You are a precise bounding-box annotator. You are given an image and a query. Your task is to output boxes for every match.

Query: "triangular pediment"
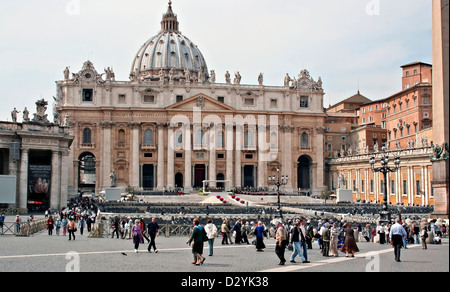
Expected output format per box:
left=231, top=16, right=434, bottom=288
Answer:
left=166, top=94, right=235, bottom=112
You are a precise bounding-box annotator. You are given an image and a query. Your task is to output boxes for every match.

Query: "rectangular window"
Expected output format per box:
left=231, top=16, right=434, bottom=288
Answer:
left=270, top=99, right=278, bottom=108
left=300, top=96, right=309, bottom=108
left=244, top=98, right=254, bottom=106
left=361, top=180, right=365, bottom=193
left=218, top=96, right=225, bottom=103
left=144, top=153, right=152, bottom=158
left=176, top=95, right=183, bottom=103
left=217, top=153, right=225, bottom=159
left=391, top=180, right=395, bottom=194
left=143, top=95, right=155, bottom=103
left=118, top=94, right=126, bottom=104
left=82, top=89, right=93, bottom=102
left=416, top=180, right=421, bottom=195
left=403, top=180, right=407, bottom=195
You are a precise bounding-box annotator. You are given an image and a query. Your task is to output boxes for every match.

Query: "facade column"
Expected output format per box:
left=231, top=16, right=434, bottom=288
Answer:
left=60, top=152, right=70, bottom=209
left=225, top=124, right=234, bottom=187
left=235, top=125, right=242, bottom=188
left=257, top=125, right=266, bottom=189
left=184, top=124, right=192, bottom=190
left=167, top=126, right=175, bottom=189
left=130, top=123, right=140, bottom=188
left=408, top=166, right=414, bottom=205
left=19, top=149, right=29, bottom=209
left=314, top=126, right=326, bottom=195
left=157, top=123, right=165, bottom=190
left=50, top=150, right=61, bottom=210
left=209, top=126, right=216, bottom=188
left=101, top=122, right=112, bottom=190
left=281, top=125, right=293, bottom=192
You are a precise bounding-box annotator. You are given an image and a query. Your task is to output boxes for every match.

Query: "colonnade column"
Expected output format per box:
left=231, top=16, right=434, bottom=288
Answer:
left=19, top=149, right=29, bottom=209
left=50, top=150, right=61, bottom=209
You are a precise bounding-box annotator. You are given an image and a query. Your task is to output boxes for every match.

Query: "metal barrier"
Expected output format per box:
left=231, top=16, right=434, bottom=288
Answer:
left=88, top=219, right=194, bottom=238
left=0, top=219, right=47, bottom=237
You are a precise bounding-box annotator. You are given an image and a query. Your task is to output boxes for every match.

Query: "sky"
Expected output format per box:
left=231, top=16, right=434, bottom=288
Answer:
left=0, top=0, right=432, bottom=122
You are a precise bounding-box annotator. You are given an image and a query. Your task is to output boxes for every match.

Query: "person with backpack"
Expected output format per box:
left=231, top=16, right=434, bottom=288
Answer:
left=420, top=226, right=428, bottom=249
left=205, top=219, right=218, bottom=256
left=411, top=222, right=420, bottom=244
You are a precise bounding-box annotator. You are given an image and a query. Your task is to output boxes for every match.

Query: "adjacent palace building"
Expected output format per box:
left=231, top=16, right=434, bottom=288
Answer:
left=1, top=2, right=447, bottom=215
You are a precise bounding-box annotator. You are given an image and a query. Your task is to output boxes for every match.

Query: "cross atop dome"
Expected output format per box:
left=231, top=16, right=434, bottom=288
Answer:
left=161, top=0, right=179, bottom=33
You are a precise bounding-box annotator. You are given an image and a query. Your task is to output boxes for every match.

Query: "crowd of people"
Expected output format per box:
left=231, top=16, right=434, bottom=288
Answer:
left=43, top=196, right=99, bottom=239
left=181, top=215, right=448, bottom=266
left=22, top=198, right=446, bottom=267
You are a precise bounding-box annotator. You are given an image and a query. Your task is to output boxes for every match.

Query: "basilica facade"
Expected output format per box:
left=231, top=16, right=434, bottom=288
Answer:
left=55, top=3, right=327, bottom=195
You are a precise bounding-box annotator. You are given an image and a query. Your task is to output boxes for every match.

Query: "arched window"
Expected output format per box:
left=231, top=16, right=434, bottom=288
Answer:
left=82, top=128, right=92, bottom=144
left=118, top=129, right=125, bottom=146
left=301, top=132, right=309, bottom=148
left=144, top=129, right=153, bottom=145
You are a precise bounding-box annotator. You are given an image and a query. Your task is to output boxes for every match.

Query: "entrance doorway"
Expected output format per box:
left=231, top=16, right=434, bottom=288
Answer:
left=216, top=173, right=225, bottom=189
left=175, top=172, right=184, bottom=188
left=194, top=164, right=206, bottom=188
left=243, top=165, right=255, bottom=188
left=142, top=164, right=154, bottom=189
left=297, top=155, right=311, bottom=190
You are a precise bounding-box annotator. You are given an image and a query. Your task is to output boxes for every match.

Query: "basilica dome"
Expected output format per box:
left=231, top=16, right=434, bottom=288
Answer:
left=130, top=2, right=209, bottom=82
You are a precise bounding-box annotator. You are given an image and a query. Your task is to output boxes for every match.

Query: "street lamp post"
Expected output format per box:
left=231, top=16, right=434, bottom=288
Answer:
left=268, top=167, right=288, bottom=220
left=369, top=147, right=401, bottom=224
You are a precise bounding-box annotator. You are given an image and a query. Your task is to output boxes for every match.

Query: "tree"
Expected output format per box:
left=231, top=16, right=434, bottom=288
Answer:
left=320, top=187, right=332, bottom=203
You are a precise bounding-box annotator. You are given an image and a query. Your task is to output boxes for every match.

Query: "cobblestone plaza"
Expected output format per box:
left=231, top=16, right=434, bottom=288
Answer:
left=1, top=222, right=448, bottom=274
